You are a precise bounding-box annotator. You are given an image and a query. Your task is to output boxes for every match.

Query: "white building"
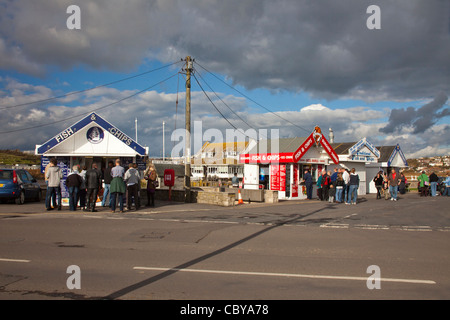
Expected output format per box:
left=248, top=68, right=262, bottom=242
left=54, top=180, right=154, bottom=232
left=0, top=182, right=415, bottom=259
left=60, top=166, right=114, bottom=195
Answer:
left=35, top=112, right=148, bottom=201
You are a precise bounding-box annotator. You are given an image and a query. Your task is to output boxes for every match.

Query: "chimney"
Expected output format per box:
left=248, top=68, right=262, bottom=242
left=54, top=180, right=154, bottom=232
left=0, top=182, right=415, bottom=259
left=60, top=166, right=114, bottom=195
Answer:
left=329, top=128, right=334, bottom=143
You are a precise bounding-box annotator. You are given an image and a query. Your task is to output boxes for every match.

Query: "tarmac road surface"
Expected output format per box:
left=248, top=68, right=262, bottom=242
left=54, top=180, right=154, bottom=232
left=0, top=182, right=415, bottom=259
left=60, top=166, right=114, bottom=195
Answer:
left=0, top=192, right=449, bottom=304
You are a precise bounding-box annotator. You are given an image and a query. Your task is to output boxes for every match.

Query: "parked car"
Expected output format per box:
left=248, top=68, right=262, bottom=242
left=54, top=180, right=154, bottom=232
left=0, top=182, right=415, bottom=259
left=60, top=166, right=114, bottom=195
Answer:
left=0, top=169, right=42, bottom=204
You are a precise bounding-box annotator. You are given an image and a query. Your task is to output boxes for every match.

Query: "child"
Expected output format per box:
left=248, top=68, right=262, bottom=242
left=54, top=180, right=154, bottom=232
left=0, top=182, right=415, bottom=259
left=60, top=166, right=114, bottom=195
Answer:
left=328, top=181, right=335, bottom=203
left=382, top=173, right=390, bottom=200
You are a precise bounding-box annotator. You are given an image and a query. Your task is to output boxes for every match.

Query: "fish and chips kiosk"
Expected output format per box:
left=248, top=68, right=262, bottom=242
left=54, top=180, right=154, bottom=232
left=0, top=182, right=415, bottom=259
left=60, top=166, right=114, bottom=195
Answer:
left=35, top=112, right=148, bottom=204
left=240, top=127, right=339, bottom=200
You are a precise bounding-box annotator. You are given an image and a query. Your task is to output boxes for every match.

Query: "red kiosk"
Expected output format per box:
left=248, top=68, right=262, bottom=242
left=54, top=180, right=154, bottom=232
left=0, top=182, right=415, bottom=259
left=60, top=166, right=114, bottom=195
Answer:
left=240, top=127, right=339, bottom=200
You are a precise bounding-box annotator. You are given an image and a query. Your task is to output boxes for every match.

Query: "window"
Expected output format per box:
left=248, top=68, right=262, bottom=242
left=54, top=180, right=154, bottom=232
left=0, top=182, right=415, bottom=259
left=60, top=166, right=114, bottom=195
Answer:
left=0, top=170, right=13, bottom=179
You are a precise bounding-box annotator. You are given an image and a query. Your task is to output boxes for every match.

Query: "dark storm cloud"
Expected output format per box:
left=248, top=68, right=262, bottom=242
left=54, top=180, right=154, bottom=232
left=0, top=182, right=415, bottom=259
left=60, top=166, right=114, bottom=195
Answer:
left=1, top=0, right=449, bottom=101
left=380, top=92, right=449, bottom=134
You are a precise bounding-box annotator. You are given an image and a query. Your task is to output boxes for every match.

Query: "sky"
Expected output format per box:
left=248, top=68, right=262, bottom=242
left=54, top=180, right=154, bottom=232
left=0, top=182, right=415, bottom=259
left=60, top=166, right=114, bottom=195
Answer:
left=0, top=0, right=449, bottom=158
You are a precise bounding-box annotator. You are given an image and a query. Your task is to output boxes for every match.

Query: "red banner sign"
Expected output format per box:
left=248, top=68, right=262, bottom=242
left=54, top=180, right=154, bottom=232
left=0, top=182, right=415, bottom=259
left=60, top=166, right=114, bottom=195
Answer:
left=240, top=127, right=339, bottom=165
left=240, top=152, right=294, bottom=164
left=293, top=133, right=315, bottom=163
left=319, top=135, right=339, bottom=164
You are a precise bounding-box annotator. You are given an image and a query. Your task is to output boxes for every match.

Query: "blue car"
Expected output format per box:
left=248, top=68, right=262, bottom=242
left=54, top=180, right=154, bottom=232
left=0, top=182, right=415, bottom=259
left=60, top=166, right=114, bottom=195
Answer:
left=0, top=169, right=42, bottom=204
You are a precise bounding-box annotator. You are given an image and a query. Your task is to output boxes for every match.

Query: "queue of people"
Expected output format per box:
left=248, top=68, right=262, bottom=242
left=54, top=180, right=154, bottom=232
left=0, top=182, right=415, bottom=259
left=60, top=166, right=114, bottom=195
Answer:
left=304, top=167, right=444, bottom=205
left=44, top=158, right=159, bottom=212
left=310, top=168, right=360, bottom=205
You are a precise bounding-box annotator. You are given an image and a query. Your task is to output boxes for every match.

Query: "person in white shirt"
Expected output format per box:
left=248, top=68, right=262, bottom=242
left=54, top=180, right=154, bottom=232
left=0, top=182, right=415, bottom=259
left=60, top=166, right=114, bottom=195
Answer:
left=341, top=168, right=350, bottom=203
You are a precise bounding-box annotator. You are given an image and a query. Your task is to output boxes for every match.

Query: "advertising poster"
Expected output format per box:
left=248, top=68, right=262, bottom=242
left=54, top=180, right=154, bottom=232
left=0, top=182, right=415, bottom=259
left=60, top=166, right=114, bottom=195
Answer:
left=270, top=165, right=280, bottom=191
left=292, top=165, right=299, bottom=197
left=279, top=165, right=286, bottom=192
left=57, top=157, right=71, bottom=206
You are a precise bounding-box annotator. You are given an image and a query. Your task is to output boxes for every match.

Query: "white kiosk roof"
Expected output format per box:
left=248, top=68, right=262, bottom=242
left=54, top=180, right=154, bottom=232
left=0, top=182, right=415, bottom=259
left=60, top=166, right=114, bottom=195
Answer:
left=35, top=113, right=148, bottom=157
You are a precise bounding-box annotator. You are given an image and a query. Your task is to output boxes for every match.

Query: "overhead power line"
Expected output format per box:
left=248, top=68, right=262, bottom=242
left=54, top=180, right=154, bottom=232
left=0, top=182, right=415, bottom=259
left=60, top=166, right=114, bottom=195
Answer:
left=0, top=60, right=182, bottom=110
left=194, top=67, right=255, bottom=131
left=193, top=67, right=270, bottom=141
left=194, top=61, right=311, bottom=134
left=192, top=72, right=238, bottom=130
left=193, top=72, right=272, bottom=141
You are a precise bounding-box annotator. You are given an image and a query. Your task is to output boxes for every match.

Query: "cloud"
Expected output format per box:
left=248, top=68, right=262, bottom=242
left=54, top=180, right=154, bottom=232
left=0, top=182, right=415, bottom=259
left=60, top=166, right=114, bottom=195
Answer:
left=380, top=92, right=449, bottom=134
left=1, top=0, right=450, bottom=101
left=1, top=78, right=449, bottom=158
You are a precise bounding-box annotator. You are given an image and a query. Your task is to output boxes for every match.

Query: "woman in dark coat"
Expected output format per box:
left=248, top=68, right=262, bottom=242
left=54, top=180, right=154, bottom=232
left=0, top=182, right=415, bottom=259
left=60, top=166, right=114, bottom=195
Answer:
left=399, top=172, right=407, bottom=194
left=373, top=172, right=384, bottom=199
left=144, top=166, right=158, bottom=207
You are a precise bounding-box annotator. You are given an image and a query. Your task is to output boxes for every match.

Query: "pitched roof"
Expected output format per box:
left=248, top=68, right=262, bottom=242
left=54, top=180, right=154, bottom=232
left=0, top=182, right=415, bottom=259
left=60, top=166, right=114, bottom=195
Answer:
left=376, top=146, right=397, bottom=163
left=330, top=142, right=357, bottom=155
left=36, top=112, right=147, bottom=156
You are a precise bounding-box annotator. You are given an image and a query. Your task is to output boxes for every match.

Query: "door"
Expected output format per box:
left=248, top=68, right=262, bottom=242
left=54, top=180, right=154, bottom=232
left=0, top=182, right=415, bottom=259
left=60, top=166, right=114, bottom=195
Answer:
left=17, top=170, right=32, bottom=199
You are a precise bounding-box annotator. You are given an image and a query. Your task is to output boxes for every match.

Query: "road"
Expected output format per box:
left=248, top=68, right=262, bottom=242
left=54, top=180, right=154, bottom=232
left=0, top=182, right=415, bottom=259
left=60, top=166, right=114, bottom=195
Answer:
left=0, top=192, right=449, bottom=305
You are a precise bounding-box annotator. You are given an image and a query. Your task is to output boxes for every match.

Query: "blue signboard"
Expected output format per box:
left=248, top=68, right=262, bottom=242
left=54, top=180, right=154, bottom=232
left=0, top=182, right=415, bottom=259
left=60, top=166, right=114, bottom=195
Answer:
left=348, top=137, right=380, bottom=161
left=387, top=144, right=408, bottom=167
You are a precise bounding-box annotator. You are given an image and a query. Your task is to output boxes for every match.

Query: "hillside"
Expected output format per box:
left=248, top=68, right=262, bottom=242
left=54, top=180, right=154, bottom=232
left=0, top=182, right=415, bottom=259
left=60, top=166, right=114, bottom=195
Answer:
left=0, top=149, right=41, bottom=166
left=405, top=155, right=450, bottom=177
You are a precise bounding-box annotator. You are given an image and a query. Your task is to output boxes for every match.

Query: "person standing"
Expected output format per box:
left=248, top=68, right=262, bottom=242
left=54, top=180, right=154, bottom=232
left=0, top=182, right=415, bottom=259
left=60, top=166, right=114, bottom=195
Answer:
left=316, top=170, right=324, bottom=201
left=231, top=173, right=239, bottom=188
left=85, top=163, right=102, bottom=212
left=78, top=166, right=87, bottom=210
left=373, top=172, right=384, bottom=199
left=330, top=168, right=338, bottom=184
left=45, top=158, right=62, bottom=211
left=443, top=175, right=450, bottom=196
left=110, top=159, right=126, bottom=213
left=382, top=172, right=390, bottom=200
left=328, top=179, right=335, bottom=203
left=321, top=171, right=331, bottom=201
left=399, top=172, right=407, bottom=195
left=429, top=172, right=439, bottom=197
left=388, top=168, right=400, bottom=201
left=342, top=168, right=350, bottom=203
left=144, top=166, right=158, bottom=207
left=124, top=163, right=141, bottom=210
left=101, top=161, right=114, bottom=207
left=417, top=171, right=429, bottom=197
left=346, top=168, right=359, bottom=205
left=65, top=166, right=83, bottom=211
left=335, top=172, right=344, bottom=203
left=303, top=169, right=313, bottom=200
left=44, top=160, right=54, bottom=209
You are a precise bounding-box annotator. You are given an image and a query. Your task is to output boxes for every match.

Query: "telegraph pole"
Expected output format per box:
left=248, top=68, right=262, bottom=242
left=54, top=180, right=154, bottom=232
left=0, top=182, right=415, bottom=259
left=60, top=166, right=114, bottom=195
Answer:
left=184, top=56, right=193, bottom=203
left=162, top=121, right=165, bottom=161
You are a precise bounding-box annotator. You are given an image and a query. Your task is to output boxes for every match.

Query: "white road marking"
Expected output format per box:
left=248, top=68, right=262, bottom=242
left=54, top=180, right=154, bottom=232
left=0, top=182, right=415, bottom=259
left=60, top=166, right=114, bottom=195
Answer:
left=81, top=215, right=448, bottom=232
left=133, top=266, right=436, bottom=285
left=0, top=258, right=31, bottom=263
left=355, top=224, right=389, bottom=230
left=320, top=223, right=349, bottom=229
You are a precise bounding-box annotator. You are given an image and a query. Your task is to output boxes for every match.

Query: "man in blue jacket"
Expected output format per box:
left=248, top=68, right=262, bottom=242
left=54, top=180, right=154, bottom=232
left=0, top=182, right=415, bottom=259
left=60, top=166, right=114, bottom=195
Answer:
left=304, top=169, right=313, bottom=200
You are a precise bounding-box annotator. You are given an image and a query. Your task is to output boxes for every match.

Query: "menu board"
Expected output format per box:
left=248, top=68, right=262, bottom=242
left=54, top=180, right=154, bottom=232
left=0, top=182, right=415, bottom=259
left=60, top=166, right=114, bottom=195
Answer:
left=279, top=165, right=286, bottom=192
left=292, top=165, right=298, bottom=197
left=270, top=165, right=279, bottom=191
